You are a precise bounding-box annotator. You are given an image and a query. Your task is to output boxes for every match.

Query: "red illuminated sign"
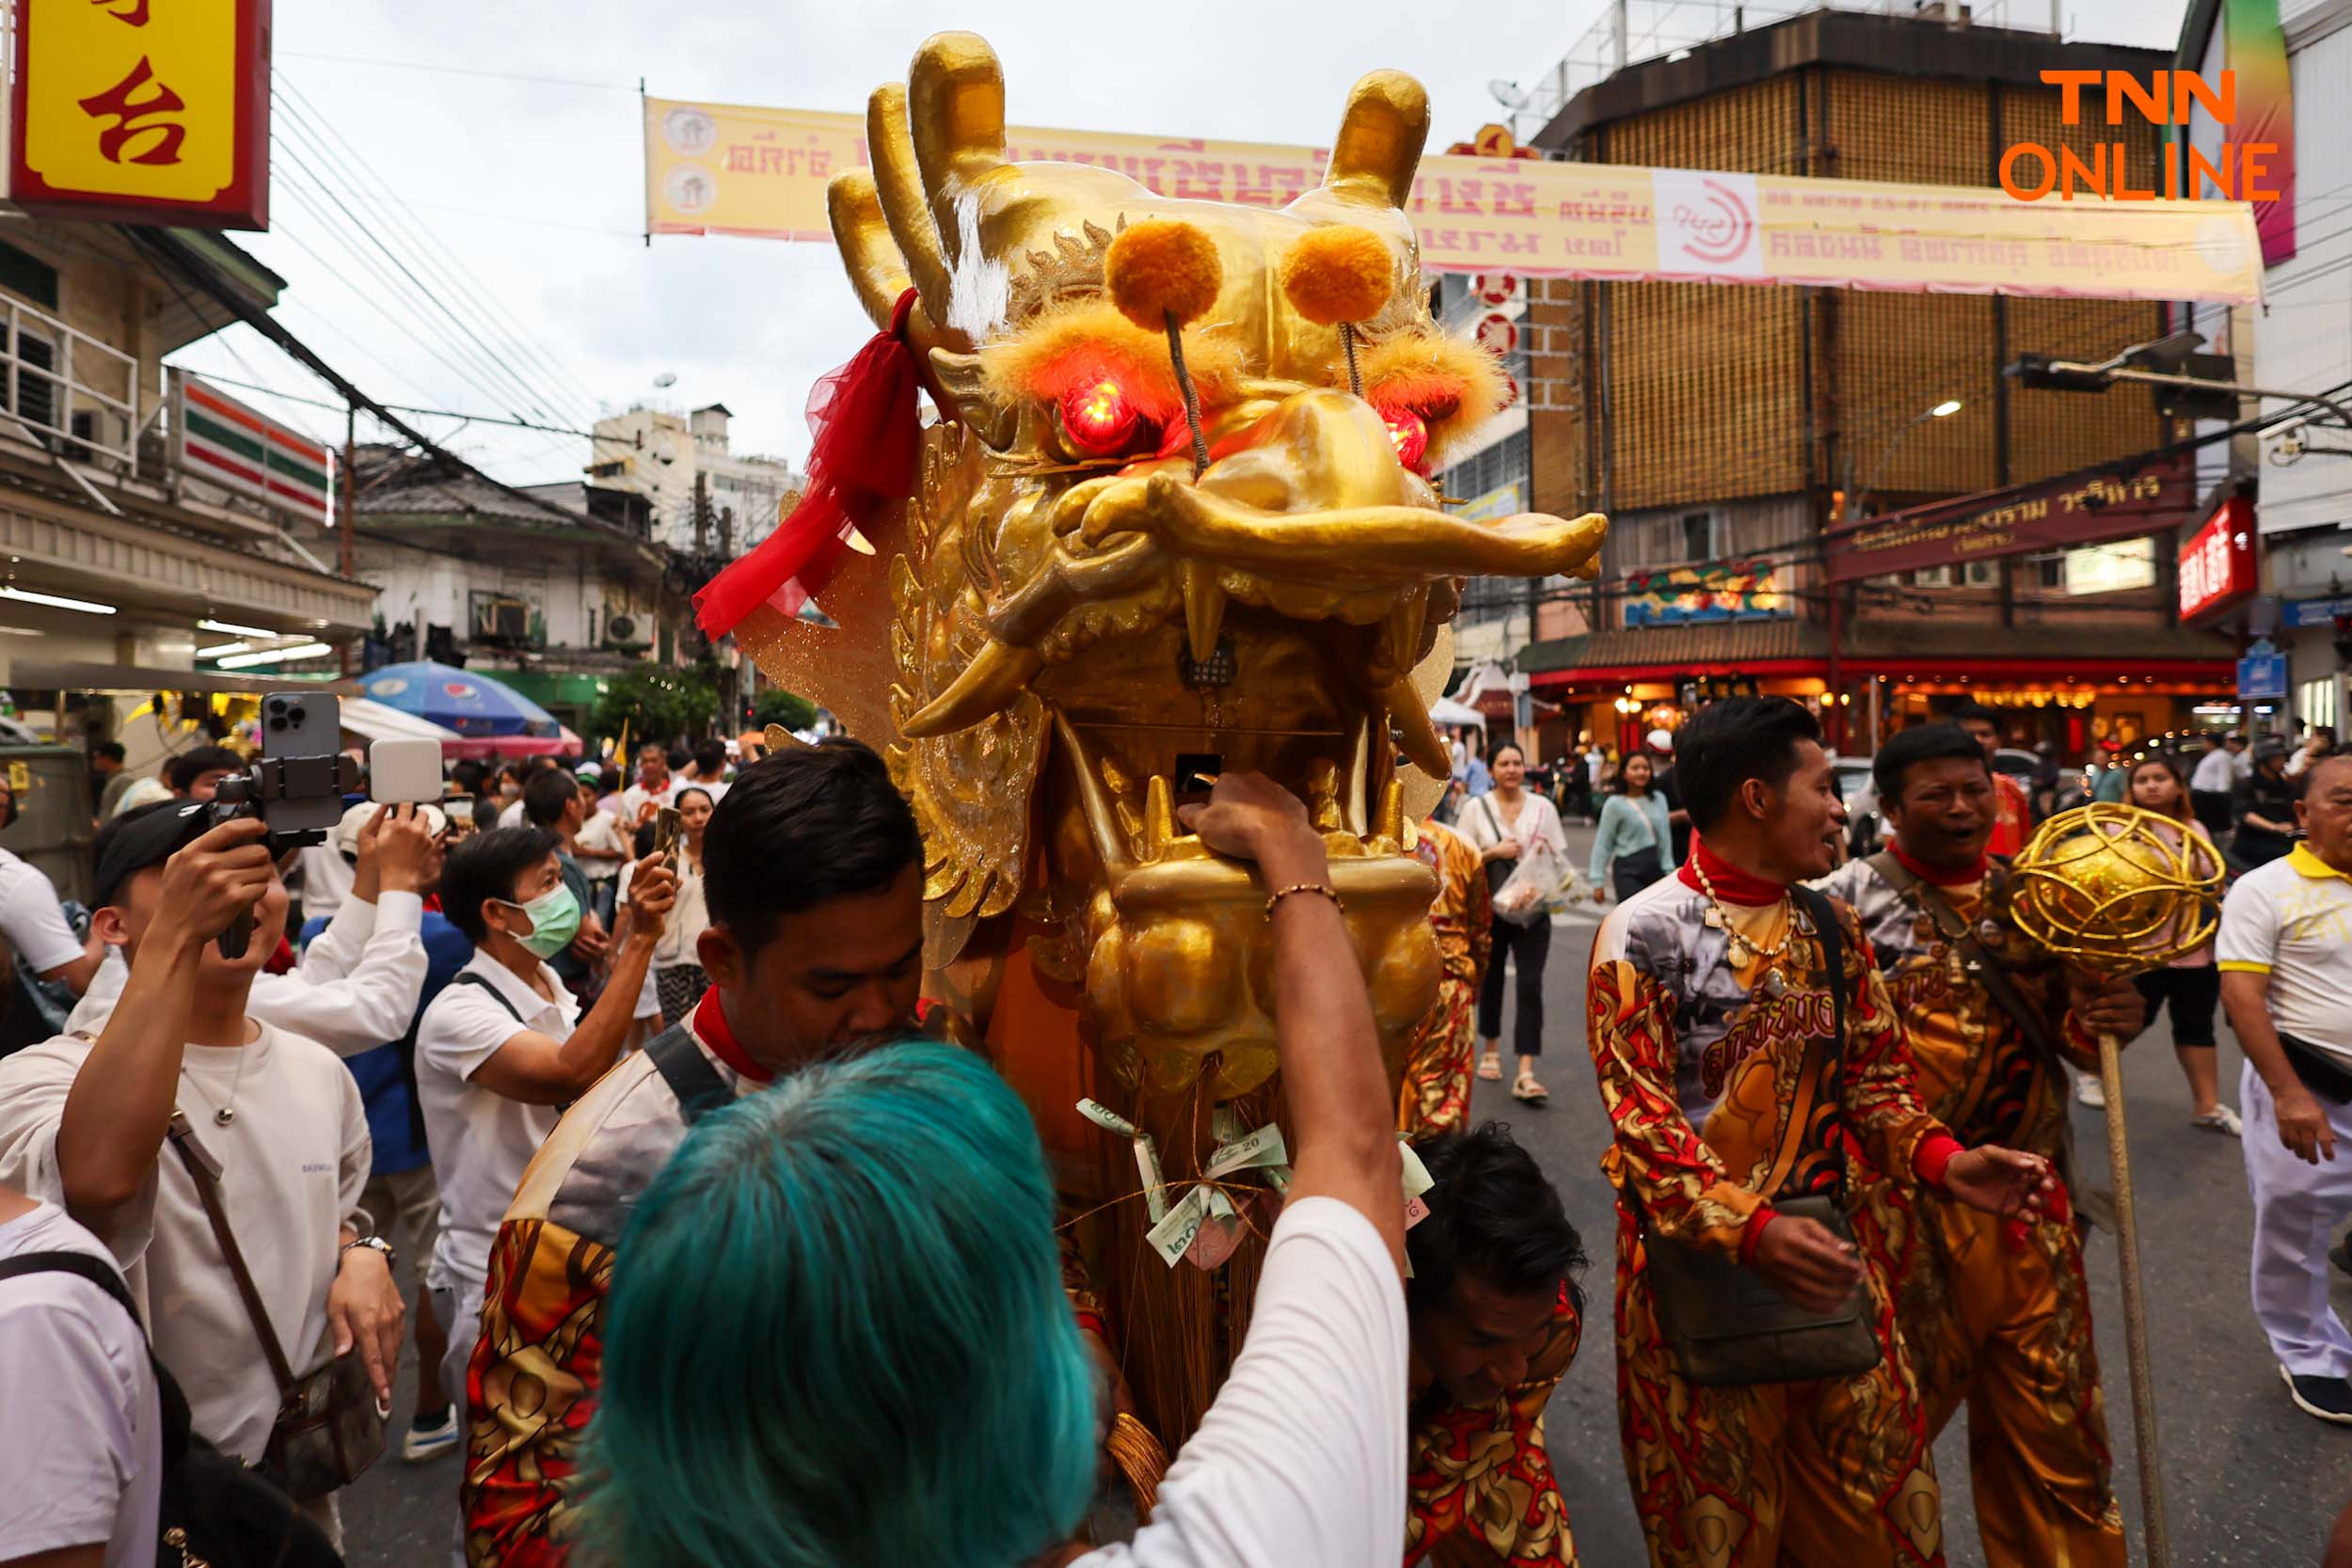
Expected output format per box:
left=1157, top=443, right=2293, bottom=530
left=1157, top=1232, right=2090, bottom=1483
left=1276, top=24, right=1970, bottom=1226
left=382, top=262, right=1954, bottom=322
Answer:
left=2176, top=495, right=2256, bottom=622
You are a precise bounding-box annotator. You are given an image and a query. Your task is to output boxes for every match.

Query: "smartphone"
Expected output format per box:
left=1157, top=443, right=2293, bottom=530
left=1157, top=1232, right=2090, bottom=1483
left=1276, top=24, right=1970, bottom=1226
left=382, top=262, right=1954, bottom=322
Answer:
left=368, top=736, right=443, bottom=805
left=652, top=805, right=682, bottom=865
left=259, top=692, right=345, bottom=839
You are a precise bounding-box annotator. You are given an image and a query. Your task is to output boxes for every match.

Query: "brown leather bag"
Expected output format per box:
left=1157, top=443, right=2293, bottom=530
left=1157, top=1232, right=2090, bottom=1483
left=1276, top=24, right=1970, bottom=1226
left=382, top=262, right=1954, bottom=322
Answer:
left=165, top=1114, right=386, bottom=1498
left=1642, top=887, right=1883, bottom=1387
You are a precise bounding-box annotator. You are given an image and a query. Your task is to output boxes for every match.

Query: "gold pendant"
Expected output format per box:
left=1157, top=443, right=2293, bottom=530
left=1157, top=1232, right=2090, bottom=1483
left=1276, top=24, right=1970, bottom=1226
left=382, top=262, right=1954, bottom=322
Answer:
left=1726, top=935, right=1751, bottom=966
left=1761, top=969, right=1787, bottom=999
left=1702, top=906, right=1725, bottom=929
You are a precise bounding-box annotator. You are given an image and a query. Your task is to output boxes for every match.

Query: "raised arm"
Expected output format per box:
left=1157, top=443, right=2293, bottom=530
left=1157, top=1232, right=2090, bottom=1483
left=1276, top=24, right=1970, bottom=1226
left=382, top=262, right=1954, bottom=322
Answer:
left=1179, top=773, right=1404, bottom=1275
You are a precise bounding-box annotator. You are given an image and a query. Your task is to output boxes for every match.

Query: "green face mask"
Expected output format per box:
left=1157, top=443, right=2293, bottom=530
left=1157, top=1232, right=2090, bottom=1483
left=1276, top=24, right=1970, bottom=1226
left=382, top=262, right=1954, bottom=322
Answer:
left=501, top=883, right=580, bottom=959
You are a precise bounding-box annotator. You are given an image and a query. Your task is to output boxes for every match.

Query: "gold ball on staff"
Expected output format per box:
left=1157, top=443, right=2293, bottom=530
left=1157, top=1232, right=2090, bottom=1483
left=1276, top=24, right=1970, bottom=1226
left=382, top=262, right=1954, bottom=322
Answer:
left=2006, top=802, right=2226, bottom=980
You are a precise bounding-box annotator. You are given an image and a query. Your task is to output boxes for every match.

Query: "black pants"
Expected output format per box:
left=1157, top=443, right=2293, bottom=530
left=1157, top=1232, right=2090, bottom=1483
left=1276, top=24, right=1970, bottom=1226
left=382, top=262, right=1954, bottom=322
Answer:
left=1478, top=914, right=1552, bottom=1057
left=1612, top=844, right=1666, bottom=905
left=2135, top=965, right=2221, bottom=1048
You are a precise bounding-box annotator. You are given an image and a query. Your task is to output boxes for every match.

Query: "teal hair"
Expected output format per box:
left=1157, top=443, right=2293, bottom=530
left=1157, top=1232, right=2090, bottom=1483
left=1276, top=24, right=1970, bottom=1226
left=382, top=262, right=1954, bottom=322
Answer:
left=580, top=1040, right=1098, bottom=1568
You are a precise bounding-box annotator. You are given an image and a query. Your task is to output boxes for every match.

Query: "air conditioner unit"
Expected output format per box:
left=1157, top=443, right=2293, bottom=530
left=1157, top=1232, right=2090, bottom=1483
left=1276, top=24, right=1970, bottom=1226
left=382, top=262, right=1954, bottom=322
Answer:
left=604, top=612, right=651, bottom=650
left=472, top=596, right=529, bottom=644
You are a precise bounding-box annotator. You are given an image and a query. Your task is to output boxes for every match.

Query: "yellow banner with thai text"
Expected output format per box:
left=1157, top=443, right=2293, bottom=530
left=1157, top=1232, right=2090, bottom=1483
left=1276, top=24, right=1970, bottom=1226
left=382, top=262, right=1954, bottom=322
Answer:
left=644, top=95, right=2262, bottom=306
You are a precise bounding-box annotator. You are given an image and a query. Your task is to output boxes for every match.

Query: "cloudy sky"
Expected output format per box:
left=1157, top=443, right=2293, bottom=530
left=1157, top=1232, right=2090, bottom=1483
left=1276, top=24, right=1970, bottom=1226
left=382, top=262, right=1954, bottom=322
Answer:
left=172, top=0, right=2187, bottom=488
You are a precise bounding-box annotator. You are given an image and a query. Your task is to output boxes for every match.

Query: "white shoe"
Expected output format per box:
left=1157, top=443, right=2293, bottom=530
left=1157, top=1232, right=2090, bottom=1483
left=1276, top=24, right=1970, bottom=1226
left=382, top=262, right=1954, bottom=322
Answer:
left=2075, top=1074, right=2106, bottom=1109
left=2192, top=1105, right=2244, bottom=1136
left=402, top=1409, right=459, bottom=1464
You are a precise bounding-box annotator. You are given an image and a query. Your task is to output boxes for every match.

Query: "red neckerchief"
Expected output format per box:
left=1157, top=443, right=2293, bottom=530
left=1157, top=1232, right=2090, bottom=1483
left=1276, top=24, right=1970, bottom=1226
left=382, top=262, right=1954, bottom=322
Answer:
left=692, top=987, right=771, bottom=1085
left=1676, top=836, right=1785, bottom=906
left=1888, top=840, right=1987, bottom=889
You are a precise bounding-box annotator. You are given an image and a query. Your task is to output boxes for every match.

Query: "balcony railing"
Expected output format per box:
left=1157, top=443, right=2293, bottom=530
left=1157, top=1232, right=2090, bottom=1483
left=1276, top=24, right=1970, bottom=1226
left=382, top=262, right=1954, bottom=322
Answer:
left=0, top=294, right=138, bottom=473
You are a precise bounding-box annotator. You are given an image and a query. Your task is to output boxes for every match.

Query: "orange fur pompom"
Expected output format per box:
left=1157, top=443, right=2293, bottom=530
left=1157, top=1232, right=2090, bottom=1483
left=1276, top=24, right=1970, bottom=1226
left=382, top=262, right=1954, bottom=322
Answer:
left=1105, top=220, right=1224, bottom=331
left=1279, top=227, right=1394, bottom=326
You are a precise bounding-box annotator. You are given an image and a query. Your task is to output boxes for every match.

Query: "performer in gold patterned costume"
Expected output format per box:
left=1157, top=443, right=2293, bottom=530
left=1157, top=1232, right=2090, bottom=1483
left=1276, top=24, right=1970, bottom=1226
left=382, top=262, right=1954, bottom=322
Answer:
left=1813, top=723, right=2145, bottom=1568
left=1401, top=815, right=1492, bottom=1137
left=693, top=31, right=1609, bottom=1442
left=1585, top=698, right=2058, bottom=1568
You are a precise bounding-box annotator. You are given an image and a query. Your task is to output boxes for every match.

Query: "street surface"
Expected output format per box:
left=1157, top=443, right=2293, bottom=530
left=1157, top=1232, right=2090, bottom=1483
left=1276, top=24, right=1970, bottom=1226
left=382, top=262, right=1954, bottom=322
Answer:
left=344, top=818, right=2352, bottom=1567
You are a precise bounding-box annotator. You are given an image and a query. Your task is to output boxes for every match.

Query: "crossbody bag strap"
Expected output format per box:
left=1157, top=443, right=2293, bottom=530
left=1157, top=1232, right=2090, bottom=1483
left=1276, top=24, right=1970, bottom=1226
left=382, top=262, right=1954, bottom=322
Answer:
left=450, top=970, right=526, bottom=1024
left=644, top=1022, right=731, bottom=1126
left=1867, top=852, right=2060, bottom=1063
left=163, top=1113, right=298, bottom=1400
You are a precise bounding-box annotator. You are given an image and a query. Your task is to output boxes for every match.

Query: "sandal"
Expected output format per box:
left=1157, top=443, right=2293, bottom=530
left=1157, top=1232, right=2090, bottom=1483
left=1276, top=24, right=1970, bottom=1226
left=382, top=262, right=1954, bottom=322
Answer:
left=1477, top=1051, right=1503, bottom=1082
left=1511, top=1072, right=1549, bottom=1103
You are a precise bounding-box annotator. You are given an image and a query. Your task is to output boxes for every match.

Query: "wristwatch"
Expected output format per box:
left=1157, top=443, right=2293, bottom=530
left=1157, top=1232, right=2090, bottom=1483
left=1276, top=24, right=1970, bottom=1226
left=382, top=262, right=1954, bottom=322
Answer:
left=341, top=1234, right=397, bottom=1275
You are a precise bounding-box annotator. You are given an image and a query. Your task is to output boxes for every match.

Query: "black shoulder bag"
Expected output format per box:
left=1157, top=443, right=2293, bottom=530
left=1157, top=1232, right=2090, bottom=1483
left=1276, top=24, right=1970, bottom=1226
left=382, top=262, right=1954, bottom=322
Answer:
left=1641, top=887, right=1883, bottom=1386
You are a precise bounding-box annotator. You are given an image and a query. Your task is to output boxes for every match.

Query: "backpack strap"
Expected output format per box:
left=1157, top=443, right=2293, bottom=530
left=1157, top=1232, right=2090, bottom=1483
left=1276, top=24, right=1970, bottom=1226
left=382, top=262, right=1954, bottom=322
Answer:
left=450, top=970, right=527, bottom=1024
left=645, top=1022, right=731, bottom=1126
left=0, top=1248, right=140, bottom=1318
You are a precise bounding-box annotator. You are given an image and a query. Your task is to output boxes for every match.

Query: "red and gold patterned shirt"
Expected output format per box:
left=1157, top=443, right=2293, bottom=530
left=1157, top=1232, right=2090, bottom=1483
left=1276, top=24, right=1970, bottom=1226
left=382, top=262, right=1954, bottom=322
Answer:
left=1405, top=1285, right=1581, bottom=1566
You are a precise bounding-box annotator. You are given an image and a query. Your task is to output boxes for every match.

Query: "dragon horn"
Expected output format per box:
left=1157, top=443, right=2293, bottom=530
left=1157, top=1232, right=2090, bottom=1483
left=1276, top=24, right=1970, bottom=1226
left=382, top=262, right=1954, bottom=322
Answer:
left=908, top=32, right=1008, bottom=263
left=1382, top=673, right=1451, bottom=780
left=1324, top=71, right=1430, bottom=211
left=867, top=84, right=955, bottom=328
left=900, top=639, right=1043, bottom=738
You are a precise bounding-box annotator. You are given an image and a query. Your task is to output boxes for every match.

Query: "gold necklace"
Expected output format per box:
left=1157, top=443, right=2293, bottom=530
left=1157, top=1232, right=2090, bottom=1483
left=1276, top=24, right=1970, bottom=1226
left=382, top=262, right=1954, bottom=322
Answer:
left=1689, top=855, right=1796, bottom=972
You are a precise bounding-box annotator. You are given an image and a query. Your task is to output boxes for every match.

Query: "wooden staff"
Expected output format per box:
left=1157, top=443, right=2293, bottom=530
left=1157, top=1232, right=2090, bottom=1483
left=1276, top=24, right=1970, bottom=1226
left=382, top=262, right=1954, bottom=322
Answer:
left=2097, top=1028, right=2169, bottom=1568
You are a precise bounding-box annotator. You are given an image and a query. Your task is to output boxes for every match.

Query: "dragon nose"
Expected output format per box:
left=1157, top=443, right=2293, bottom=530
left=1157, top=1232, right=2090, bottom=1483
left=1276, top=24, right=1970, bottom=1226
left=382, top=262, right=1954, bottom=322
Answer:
left=1198, top=388, right=1426, bottom=515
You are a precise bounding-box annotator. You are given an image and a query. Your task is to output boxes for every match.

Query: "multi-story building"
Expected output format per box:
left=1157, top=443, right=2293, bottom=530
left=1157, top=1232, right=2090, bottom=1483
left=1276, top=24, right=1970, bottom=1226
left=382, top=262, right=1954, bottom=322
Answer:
left=351, top=449, right=681, bottom=736
left=588, top=402, right=801, bottom=561
left=0, top=220, right=374, bottom=772
left=1479, top=2, right=2235, bottom=762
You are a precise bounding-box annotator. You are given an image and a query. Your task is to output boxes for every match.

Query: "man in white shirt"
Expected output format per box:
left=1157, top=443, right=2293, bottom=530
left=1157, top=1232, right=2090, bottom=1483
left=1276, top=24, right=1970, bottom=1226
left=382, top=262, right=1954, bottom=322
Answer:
left=2288, top=724, right=2336, bottom=779
left=0, top=804, right=404, bottom=1540
left=413, top=825, right=674, bottom=1414
left=0, top=825, right=101, bottom=998
left=2189, top=731, right=2240, bottom=838
left=2220, top=753, right=2352, bottom=1427
left=66, top=802, right=435, bottom=1057
left=617, top=749, right=680, bottom=831
left=0, top=1183, right=161, bottom=1568
left=680, top=739, right=731, bottom=804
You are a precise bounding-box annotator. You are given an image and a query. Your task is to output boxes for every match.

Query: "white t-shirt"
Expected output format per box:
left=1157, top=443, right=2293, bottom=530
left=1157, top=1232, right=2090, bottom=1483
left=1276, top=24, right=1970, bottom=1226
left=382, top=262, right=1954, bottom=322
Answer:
left=2190, top=748, right=2236, bottom=794
left=2218, top=846, right=2352, bottom=1063
left=0, top=1024, right=370, bottom=1462
left=618, top=853, right=710, bottom=971
left=618, top=780, right=680, bottom=827
left=1454, top=789, right=1568, bottom=859
left=0, top=1200, right=162, bottom=1568
left=413, top=953, right=575, bottom=1300
left=574, top=810, right=630, bottom=883
left=1076, top=1197, right=1407, bottom=1568
left=498, top=798, right=528, bottom=831
left=0, top=847, right=84, bottom=976
left=676, top=775, right=729, bottom=805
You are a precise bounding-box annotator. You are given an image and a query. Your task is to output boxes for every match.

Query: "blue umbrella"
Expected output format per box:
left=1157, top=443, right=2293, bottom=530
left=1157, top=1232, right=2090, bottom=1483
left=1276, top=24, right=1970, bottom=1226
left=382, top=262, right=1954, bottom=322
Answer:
left=358, top=661, right=561, bottom=739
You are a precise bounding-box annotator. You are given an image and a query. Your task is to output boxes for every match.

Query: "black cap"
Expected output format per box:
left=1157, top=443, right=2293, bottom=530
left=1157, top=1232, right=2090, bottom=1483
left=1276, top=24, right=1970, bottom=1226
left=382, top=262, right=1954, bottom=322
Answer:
left=2255, top=736, right=2291, bottom=762
left=92, top=800, right=215, bottom=908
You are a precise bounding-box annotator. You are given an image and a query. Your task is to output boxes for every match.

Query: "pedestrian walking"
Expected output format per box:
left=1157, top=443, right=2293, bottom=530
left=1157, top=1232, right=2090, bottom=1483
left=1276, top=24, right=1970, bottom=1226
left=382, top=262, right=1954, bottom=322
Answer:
left=2233, top=738, right=2300, bottom=868
left=2220, top=753, right=2352, bottom=1425
left=1589, top=750, right=1675, bottom=903
left=2190, top=731, right=2240, bottom=839
left=1455, top=743, right=1566, bottom=1103
left=2126, top=754, right=2240, bottom=1134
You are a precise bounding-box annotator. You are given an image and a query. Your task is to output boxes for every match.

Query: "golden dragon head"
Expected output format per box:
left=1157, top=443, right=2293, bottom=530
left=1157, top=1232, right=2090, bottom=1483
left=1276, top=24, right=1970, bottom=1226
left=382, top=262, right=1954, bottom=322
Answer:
left=747, top=33, right=1605, bottom=1099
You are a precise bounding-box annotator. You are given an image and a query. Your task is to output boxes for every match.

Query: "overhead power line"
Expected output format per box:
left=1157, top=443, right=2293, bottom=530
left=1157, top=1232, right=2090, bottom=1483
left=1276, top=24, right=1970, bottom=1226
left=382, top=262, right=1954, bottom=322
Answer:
left=277, top=50, right=636, bottom=93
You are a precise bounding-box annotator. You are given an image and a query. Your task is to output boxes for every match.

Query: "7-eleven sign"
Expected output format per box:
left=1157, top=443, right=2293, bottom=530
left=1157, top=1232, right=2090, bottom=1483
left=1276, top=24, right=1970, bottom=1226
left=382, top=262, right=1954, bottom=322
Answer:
left=169, top=369, right=331, bottom=524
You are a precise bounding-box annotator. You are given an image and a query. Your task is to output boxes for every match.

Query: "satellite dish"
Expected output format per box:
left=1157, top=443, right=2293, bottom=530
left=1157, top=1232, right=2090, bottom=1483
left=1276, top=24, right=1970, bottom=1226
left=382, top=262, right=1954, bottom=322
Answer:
left=653, top=372, right=677, bottom=389
left=1488, top=79, right=1531, bottom=110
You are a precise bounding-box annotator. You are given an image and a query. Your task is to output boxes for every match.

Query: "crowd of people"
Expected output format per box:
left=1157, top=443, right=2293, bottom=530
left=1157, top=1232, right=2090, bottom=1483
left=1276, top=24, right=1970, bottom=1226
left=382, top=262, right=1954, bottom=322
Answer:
left=0, top=696, right=2343, bottom=1568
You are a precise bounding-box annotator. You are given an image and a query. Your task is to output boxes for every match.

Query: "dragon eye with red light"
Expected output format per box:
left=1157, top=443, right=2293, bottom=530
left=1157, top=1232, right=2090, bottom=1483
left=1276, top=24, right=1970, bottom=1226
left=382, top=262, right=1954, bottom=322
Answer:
left=1060, top=376, right=1140, bottom=454
left=1381, top=406, right=1430, bottom=473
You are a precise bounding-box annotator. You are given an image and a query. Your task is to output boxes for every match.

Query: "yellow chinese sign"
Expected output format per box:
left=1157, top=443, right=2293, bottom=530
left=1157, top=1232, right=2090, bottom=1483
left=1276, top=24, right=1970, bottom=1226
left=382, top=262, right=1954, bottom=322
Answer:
left=644, top=94, right=2264, bottom=306
left=11, top=0, right=269, bottom=229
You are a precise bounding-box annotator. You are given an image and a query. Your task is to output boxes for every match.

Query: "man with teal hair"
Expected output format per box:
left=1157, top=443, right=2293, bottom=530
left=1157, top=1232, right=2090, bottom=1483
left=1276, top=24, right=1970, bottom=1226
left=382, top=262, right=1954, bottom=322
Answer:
left=582, top=770, right=1414, bottom=1568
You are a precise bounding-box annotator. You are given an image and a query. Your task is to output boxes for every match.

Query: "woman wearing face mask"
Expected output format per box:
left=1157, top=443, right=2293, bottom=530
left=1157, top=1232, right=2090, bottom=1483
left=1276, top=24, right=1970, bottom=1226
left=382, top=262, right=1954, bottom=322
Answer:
left=409, top=827, right=677, bottom=1429
left=619, top=786, right=715, bottom=1026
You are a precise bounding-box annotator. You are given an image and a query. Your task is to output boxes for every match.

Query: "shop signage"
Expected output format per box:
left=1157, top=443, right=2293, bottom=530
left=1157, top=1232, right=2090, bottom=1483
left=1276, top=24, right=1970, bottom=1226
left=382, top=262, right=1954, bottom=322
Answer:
left=1624, top=561, right=1788, bottom=626
left=170, top=371, right=332, bottom=524
left=10, top=0, right=272, bottom=229
left=2285, top=595, right=2352, bottom=628
left=2238, top=639, right=2288, bottom=701
left=2176, top=495, right=2256, bottom=622
left=1823, top=456, right=2196, bottom=584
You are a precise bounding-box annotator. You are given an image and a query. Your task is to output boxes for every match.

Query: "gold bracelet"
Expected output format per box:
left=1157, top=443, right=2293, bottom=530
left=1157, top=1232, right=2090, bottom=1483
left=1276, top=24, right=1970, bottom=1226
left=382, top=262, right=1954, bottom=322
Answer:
left=1264, top=882, right=1344, bottom=919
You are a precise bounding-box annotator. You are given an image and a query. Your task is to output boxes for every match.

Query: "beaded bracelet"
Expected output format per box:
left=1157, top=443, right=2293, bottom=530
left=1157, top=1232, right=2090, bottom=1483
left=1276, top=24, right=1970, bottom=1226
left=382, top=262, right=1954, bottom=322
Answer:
left=1263, top=882, right=1344, bottom=919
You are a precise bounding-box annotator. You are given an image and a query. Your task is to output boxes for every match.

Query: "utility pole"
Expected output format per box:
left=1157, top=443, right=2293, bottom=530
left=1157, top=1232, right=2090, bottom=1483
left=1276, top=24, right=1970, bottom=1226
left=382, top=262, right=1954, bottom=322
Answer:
left=339, top=403, right=357, bottom=677
left=718, top=503, right=734, bottom=558
left=692, top=471, right=711, bottom=555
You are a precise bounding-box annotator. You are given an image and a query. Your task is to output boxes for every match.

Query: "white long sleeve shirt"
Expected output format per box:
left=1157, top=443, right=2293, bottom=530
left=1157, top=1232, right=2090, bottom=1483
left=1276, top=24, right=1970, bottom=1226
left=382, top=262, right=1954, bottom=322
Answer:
left=66, top=892, right=428, bottom=1056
